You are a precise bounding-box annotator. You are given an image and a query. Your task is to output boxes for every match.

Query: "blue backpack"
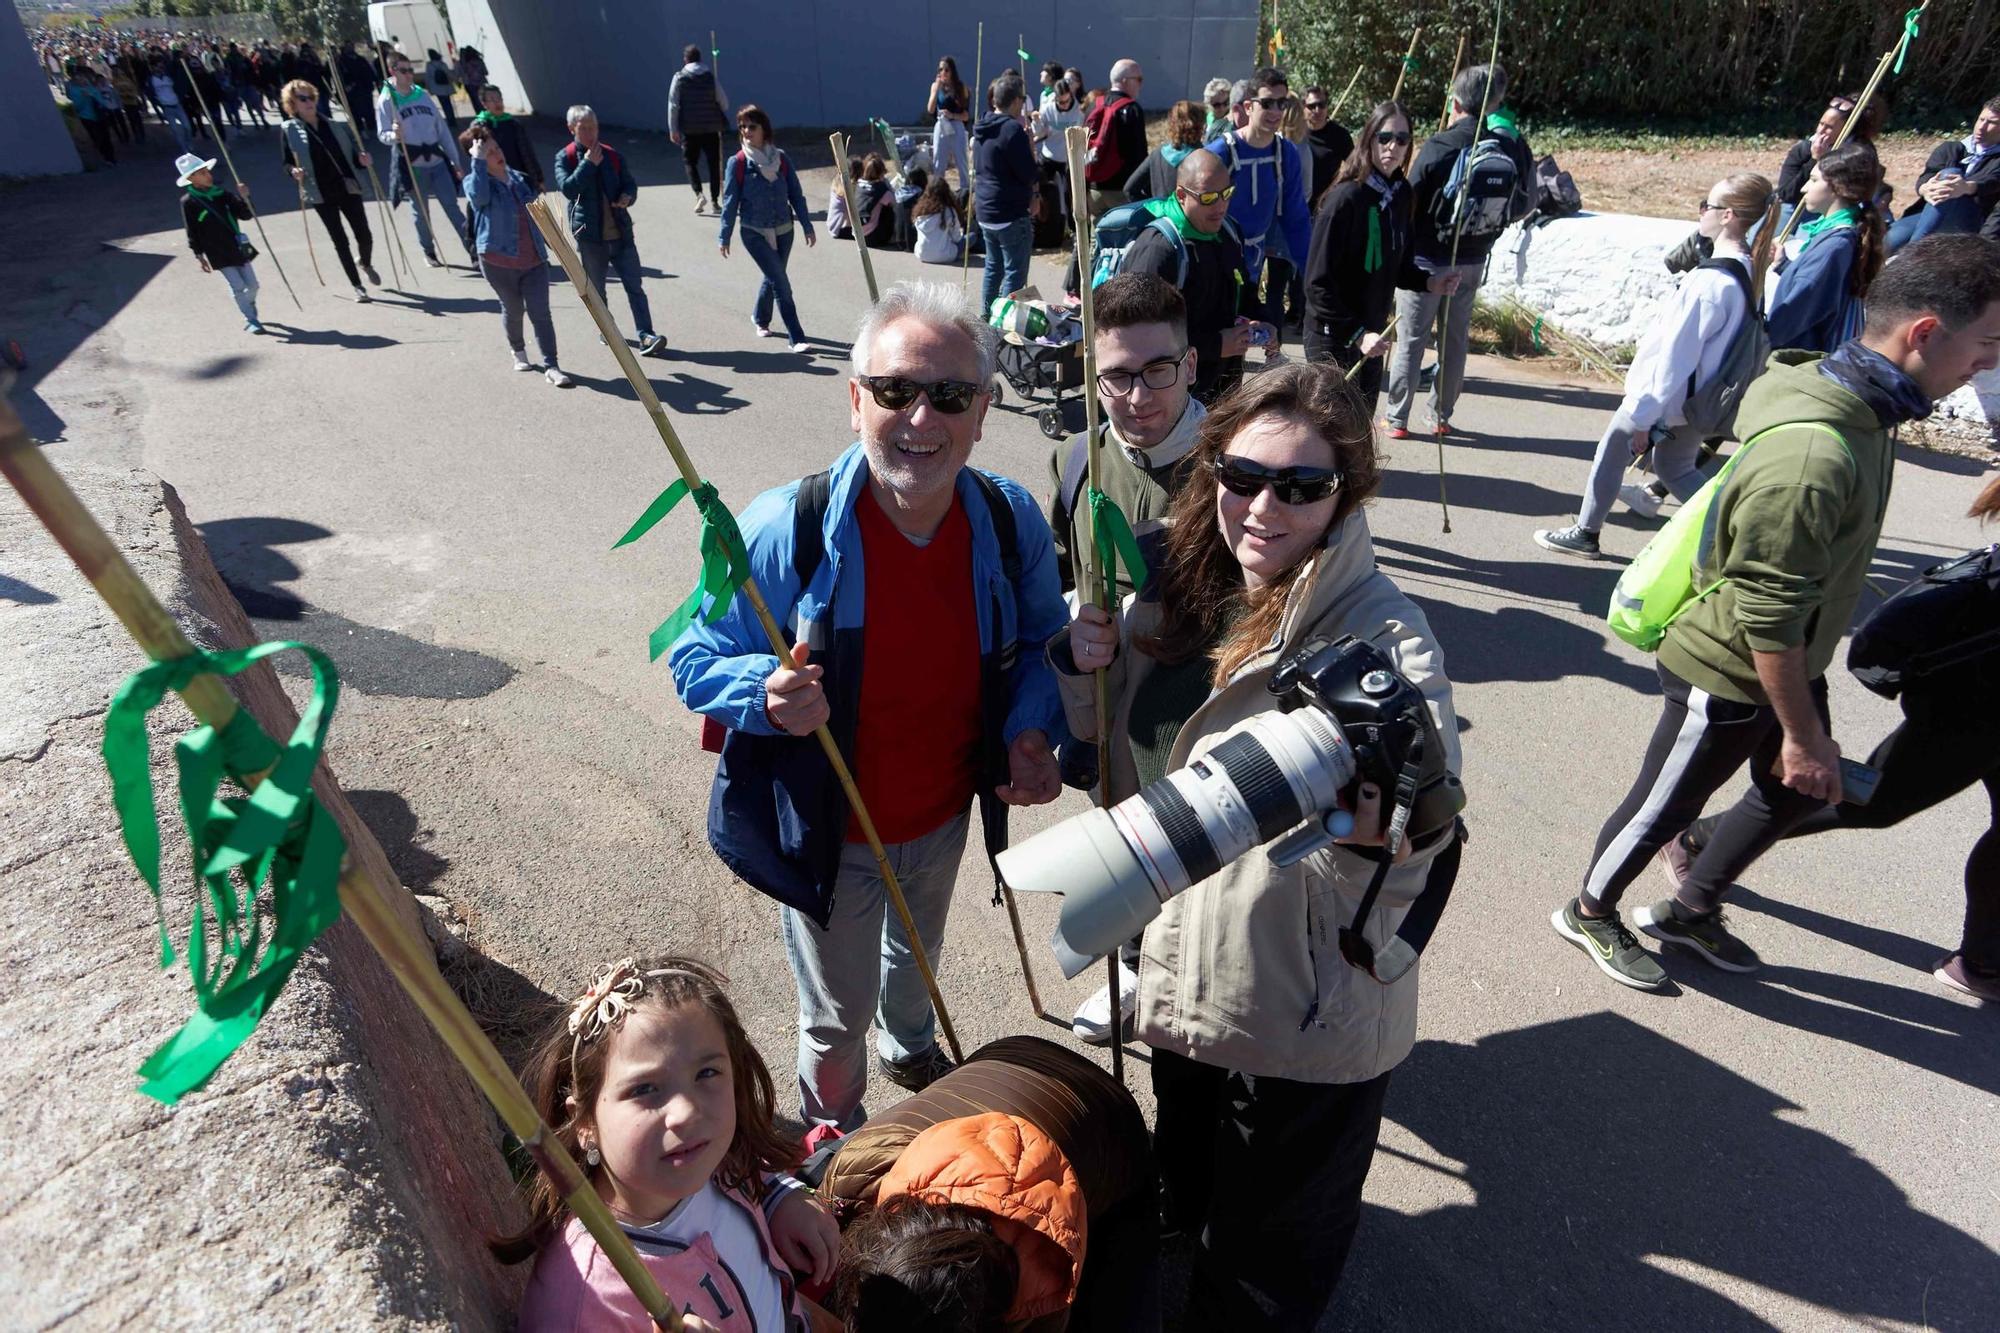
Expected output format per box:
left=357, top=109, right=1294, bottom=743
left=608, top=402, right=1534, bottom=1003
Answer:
left=1089, top=201, right=1187, bottom=288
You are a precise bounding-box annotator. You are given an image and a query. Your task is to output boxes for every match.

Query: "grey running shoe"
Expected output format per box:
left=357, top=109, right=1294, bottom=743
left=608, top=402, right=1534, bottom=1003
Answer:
left=1534, top=524, right=1602, bottom=559
left=1552, top=900, right=1668, bottom=990
left=1934, top=953, right=2000, bottom=1002
left=1656, top=833, right=1693, bottom=895
left=1634, top=899, right=1761, bottom=972
left=877, top=1045, right=953, bottom=1094
left=638, top=330, right=668, bottom=356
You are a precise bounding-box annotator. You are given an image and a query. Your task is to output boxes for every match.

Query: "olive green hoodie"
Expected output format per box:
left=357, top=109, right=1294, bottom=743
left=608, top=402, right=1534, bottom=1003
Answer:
left=1658, top=350, right=1896, bottom=705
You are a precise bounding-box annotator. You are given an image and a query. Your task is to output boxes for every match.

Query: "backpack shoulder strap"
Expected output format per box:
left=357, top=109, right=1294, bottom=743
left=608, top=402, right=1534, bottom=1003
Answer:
left=1149, top=216, right=1191, bottom=286
left=1057, top=433, right=1093, bottom=522
left=969, top=470, right=1022, bottom=585
left=1695, top=255, right=1753, bottom=305
left=733, top=150, right=746, bottom=189
left=792, top=469, right=834, bottom=592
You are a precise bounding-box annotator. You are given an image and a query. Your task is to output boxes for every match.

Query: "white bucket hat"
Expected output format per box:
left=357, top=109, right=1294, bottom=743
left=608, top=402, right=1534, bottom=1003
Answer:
left=174, top=152, right=218, bottom=186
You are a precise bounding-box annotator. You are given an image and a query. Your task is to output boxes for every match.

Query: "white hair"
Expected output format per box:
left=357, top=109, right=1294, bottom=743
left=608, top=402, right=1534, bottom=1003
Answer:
left=1110, top=59, right=1141, bottom=86
left=851, top=282, right=998, bottom=387
left=565, top=103, right=595, bottom=128
left=1203, top=77, right=1231, bottom=103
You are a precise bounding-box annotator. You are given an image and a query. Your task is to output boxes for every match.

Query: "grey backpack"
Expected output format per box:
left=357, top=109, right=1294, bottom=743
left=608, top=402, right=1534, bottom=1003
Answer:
left=1682, top=257, right=1770, bottom=440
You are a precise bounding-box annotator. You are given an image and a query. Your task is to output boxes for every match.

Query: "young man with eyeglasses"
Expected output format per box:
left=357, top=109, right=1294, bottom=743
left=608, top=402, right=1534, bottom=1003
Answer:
left=1207, top=67, right=1311, bottom=365
left=670, top=282, right=1068, bottom=1130
left=374, top=53, right=473, bottom=268
left=1301, top=86, right=1353, bottom=214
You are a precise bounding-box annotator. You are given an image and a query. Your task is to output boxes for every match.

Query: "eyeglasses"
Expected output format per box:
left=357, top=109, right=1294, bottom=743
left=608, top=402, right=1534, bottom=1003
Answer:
left=394, top=66, right=413, bottom=75
left=1303, top=101, right=1327, bottom=111
left=1212, top=455, right=1344, bottom=505
left=1097, top=353, right=1187, bottom=396
left=1697, top=200, right=1731, bottom=214
left=1208, top=99, right=1230, bottom=110
left=1179, top=182, right=1235, bottom=206
left=1374, top=130, right=1412, bottom=145
left=856, top=375, right=982, bottom=414
left=1250, top=96, right=1288, bottom=110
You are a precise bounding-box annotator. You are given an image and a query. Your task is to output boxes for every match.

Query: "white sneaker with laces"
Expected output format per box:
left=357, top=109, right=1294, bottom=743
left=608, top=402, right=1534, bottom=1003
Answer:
left=787, top=341, right=810, bottom=354
left=512, top=351, right=534, bottom=372
left=545, top=366, right=573, bottom=388
left=1071, top=961, right=1138, bottom=1045
left=1619, top=482, right=1664, bottom=519
left=353, top=286, right=371, bottom=303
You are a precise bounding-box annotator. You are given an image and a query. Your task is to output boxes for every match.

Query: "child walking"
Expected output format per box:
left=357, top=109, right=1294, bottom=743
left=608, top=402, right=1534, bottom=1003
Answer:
left=177, top=152, right=263, bottom=334
left=507, top=957, right=840, bottom=1332
left=1536, top=173, right=1778, bottom=559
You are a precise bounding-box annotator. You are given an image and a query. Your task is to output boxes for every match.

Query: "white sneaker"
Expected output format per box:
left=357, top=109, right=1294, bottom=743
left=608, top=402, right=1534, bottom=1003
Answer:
left=353, top=286, right=371, bottom=303
left=545, top=366, right=573, bottom=388
left=1070, top=961, right=1138, bottom=1045
left=512, top=351, right=534, bottom=372
left=753, top=321, right=774, bottom=338
left=1619, top=481, right=1664, bottom=519
left=787, top=340, right=810, bottom=354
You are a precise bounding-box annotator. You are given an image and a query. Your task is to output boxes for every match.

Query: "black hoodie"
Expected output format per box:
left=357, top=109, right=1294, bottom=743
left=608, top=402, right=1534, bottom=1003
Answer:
left=973, top=110, right=1037, bottom=225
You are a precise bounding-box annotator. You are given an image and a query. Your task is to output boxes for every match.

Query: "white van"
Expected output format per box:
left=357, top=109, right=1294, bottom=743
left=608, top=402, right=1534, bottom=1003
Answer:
left=368, top=1, right=455, bottom=64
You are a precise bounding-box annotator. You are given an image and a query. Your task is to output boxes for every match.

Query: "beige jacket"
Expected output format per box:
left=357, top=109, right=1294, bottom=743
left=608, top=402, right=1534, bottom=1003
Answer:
left=1056, top=512, right=1462, bottom=1084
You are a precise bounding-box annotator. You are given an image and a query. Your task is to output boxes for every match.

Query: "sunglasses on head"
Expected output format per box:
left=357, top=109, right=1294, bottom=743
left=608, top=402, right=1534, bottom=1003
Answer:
left=856, top=375, right=982, bottom=414
left=1213, top=455, right=1344, bottom=504
left=1180, top=182, right=1235, bottom=206
left=1375, top=129, right=1412, bottom=145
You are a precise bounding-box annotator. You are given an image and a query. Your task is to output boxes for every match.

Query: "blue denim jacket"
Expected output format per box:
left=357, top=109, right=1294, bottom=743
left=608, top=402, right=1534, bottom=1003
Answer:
left=717, top=148, right=814, bottom=244
left=464, top=164, right=548, bottom=261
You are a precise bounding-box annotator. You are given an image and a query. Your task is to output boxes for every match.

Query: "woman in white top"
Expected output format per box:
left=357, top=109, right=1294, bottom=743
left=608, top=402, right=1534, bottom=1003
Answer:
left=1535, top=172, right=1778, bottom=560
left=1033, top=79, right=1084, bottom=228
left=927, top=56, right=971, bottom=191
left=910, top=175, right=965, bottom=262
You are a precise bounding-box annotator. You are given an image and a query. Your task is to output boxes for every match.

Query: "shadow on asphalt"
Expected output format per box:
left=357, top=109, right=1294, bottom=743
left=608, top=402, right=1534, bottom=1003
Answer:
left=1375, top=455, right=1586, bottom=520
left=1326, top=1012, right=1998, bottom=1330
left=347, top=788, right=451, bottom=895
left=264, top=325, right=402, bottom=350
left=1464, top=372, right=1623, bottom=413
left=667, top=347, right=842, bottom=377
left=1896, top=443, right=1993, bottom=475
left=566, top=367, right=751, bottom=415
left=0, top=574, right=58, bottom=605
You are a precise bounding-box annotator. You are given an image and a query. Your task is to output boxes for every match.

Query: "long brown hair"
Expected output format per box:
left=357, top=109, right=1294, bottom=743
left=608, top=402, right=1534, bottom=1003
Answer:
left=491, top=956, right=795, bottom=1262
left=1972, top=475, right=2000, bottom=522
left=1814, top=141, right=1886, bottom=299
left=1334, top=100, right=1413, bottom=187
left=1713, top=171, right=1780, bottom=304
left=1141, top=363, right=1383, bottom=683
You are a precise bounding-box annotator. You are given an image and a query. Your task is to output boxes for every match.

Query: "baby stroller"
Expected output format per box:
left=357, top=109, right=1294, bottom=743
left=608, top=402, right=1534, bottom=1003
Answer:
left=989, top=289, right=1084, bottom=440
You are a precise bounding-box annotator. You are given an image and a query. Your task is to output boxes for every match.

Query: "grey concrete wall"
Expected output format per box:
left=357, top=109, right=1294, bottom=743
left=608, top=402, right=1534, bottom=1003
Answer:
left=0, top=1, right=82, bottom=177
left=457, top=0, right=1256, bottom=135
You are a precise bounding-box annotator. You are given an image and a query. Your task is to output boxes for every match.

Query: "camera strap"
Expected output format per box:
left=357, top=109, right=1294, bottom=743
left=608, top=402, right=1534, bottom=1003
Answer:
left=1337, top=717, right=1428, bottom=971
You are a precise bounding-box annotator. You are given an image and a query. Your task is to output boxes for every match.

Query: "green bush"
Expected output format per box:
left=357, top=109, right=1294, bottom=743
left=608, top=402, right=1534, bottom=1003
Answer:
left=1264, top=1, right=1994, bottom=130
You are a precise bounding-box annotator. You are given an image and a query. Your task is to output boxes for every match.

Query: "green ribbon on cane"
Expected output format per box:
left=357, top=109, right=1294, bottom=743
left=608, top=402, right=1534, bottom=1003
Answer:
left=614, top=479, right=751, bottom=660
left=1893, top=7, right=1922, bottom=73
left=1364, top=208, right=1383, bottom=273
left=1402, top=55, right=1421, bottom=73
left=1087, top=487, right=1149, bottom=593
left=101, top=642, right=348, bottom=1104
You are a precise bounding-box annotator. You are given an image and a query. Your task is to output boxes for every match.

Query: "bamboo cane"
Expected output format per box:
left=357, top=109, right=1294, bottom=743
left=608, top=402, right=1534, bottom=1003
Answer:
left=297, top=178, right=326, bottom=286
left=0, top=397, right=683, bottom=1333
left=378, top=51, right=441, bottom=271
left=1346, top=311, right=1399, bottom=381
left=178, top=58, right=301, bottom=313
left=1389, top=27, right=1424, bottom=104
left=960, top=22, right=985, bottom=296
left=1329, top=62, right=1367, bottom=121
left=1064, top=124, right=1122, bottom=1082
left=327, top=61, right=415, bottom=288
left=1765, top=0, right=1931, bottom=255
left=827, top=132, right=880, bottom=304
left=525, top=198, right=965, bottom=1063
left=1439, top=32, right=1469, bottom=132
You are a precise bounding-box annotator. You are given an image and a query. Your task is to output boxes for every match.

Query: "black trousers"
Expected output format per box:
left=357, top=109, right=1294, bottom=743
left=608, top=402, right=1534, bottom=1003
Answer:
left=1688, top=681, right=2000, bottom=969
left=682, top=131, right=722, bottom=197
left=1153, top=1048, right=1390, bottom=1330
left=313, top=190, right=374, bottom=288
left=1581, top=663, right=1830, bottom=915
left=1304, top=321, right=1384, bottom=419
left=83, top=117, right=116, bottom=162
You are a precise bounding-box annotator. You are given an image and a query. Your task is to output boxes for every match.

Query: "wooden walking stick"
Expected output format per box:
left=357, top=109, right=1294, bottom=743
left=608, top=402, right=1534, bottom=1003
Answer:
left=1439, top=31, right=1469, bottom=132
left=177, top=58, right=301, bottom=313
left=296, top=178, right=326, bottom=286
left=1389, top=27, right=1424, bottom=104
left=525, top=198, right=965, bottom=1063
left=1345, top=311, right=1399, bottom=381
left=327, top=69, right=415, bottom=288
left=1330, top=61, right=1367, bottom=121
left=1065, top=123, right=1127, bottom=1080
left=960, top=21, right=985, bottom=296
left=827, top=132, right=880, bottom=303
left=0, top=396, right=684, bottom=1333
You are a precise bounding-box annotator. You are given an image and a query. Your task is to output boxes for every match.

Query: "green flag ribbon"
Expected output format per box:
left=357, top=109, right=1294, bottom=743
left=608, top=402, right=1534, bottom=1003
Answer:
left=101, top=641, right=348, bottom=1104
left=1364, top=207, right=1383, bottom=273
left=614, top=478, right=751, bottom=660
left=1402, top=55, right=1421, bottom=73
left=1018, top=47, right=1032, bottom=62
left=1087, top=487, right=1148, bottom=593
left=1894, top=6, right=1922, bottom=73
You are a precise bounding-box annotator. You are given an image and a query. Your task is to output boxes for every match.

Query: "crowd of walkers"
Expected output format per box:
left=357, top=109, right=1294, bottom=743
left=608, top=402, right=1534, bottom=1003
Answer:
left=32, top=26, right=2000, bottom=1331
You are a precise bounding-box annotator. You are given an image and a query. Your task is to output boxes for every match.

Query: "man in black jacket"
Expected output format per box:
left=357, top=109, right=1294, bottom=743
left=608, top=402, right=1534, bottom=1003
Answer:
left=1086, top=59, right=1148, bottom=214
left=1119, top=149, right=1257, bottom=403
left=1303, top=86, right=1352, bottom=213
left=1887, top=96, right=2000, bottom=253
left=1383, top=62, right=1533, bottom=438
left=974, top=75, right=1039, bottom=316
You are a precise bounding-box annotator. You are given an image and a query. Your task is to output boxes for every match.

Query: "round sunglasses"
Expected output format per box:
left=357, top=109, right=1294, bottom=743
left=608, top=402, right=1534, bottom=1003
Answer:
left=856, top=375, right=981, bottom=414
left=1213, top=455, right=1344, bottom=505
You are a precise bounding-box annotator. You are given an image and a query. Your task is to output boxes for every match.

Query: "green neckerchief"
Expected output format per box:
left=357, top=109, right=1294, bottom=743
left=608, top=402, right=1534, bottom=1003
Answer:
left=1364, top=207, right=1383, bottom=272
left=187, top=182, right=242, bottom=234
left=473, top=109, right=511, bottom=127
left=1485, top=107, right=1520, bottom=137
left=1146, top=194, right=1219, bottom=243
left=384, top=82, right=426, bottom=106
left=1798, top=206, right=1860, bottom=251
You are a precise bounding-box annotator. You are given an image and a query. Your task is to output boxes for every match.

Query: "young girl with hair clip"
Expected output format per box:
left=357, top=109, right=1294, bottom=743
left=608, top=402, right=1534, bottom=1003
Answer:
left=1536, top=172, right=1779, bottom=559
left=1767, top=141, right=1886, bottom=354
left=506, top=957, right=841, bottom=1332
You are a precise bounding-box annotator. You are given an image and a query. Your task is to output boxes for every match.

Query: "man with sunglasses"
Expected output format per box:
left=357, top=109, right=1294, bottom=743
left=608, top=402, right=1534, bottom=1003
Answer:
left=1084, top=59, right=1147, bottom=215
left=1207, top=66, right=1311, bottom=364
left=374, top=53, right=472, bottom=269
left=670, top=282, right=1068, bottom=1130
left=1301, top=86, right=1353, bottom=214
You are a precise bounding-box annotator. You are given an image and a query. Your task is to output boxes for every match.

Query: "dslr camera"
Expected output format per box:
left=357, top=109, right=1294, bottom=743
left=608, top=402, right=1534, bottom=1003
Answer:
left=999, top=635, right=1464, bottom=981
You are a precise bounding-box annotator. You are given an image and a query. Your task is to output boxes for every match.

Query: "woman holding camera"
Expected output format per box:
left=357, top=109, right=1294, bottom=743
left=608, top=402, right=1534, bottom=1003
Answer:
left=1059, top=361, right=1465, bottom=1329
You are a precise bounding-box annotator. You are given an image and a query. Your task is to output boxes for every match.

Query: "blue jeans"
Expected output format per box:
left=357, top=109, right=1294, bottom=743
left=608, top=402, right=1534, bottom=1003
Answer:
left=219, top=262, right=259, bottom=323
left=740, top=226, right=805, bottom=343
left=580, top=235, right=655, bottom=338
left=1886, top=196, right=1983, bottom=254
left=396, top=155, right=470, bottom=261
left=780, top=809, right=970, bottom=1128
left=159, top=104, right=191, bottom=153
left=980, top=216, right=1033, bottom=317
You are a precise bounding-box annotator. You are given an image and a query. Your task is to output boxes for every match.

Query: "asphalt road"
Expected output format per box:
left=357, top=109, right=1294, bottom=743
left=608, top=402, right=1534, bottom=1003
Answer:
left=6, top=118, right=1997, bottom=1331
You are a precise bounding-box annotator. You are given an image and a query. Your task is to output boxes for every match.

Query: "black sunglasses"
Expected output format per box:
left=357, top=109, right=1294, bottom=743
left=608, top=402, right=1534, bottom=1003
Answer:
left=1250, top=96, right=1288, bottom=110
left=1375, top=129, right=1413, bottom=145
left=1303, top=101, right=1328, bottom=111
left=856, top=375, right=982, bottom=414
left=1213, top=455, right=1344, bottom=504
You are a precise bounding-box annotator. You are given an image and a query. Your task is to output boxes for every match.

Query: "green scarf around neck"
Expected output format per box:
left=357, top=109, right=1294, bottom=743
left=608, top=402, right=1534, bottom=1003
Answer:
left=473, top=108, right=511, bottom=127
left=187, top=183, right=242, bottom=233
left=1798, top=206, right=1859, bottom=250
left=1155, top=193, right=1219, bottom=243
left=384, top=82, right=426, bottom=106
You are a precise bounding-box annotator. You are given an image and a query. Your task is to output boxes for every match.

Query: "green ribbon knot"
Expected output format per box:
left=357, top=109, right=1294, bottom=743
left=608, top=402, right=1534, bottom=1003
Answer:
left=615, top=478, right=750, bottom=660
left=1402, top=55, right=1421, bottom=73
left=1087, top=487, right=1148, bottom=593
left=101, top=641, right=348, bottom=1104
left=1894, top=7, right=1922, bottom=73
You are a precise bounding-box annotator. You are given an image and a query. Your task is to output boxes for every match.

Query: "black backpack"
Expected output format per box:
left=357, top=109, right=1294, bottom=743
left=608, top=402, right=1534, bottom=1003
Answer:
left=1432, top=132, right=1522, bottom=242
left=791, top=467, right=1020, bottom=589
left=1848, top=545, right=2000, bottom=697
left=1530, top=154, right=1582, bottom=223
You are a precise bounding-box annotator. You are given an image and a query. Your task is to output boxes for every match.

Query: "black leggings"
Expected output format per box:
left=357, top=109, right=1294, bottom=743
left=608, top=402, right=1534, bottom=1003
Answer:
left=313, top=190, right=374, bottom=288
left=682, top=131, right=722, bottom=197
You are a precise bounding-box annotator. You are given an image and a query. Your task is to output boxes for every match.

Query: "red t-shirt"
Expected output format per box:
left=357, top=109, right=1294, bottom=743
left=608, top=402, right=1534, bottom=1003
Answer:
left=845, top=485, right=982, bottom=843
